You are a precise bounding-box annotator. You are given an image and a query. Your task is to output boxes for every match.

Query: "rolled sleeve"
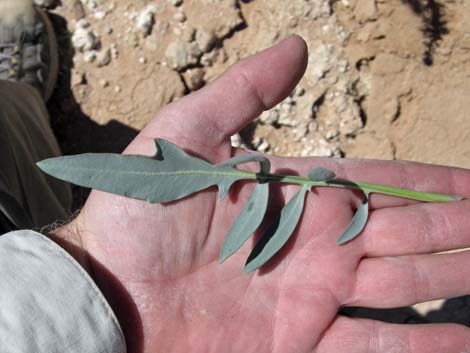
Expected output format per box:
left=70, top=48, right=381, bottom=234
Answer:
left=0, top=230, right=126, bottom=353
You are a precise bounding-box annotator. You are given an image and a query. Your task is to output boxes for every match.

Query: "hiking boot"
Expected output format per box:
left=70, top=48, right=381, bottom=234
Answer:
left=0, top=0, right=58, bottom=102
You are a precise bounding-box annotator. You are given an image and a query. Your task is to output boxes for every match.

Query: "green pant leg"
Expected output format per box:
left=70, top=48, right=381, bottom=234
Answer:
left=0, top=80, right=71, bottom=229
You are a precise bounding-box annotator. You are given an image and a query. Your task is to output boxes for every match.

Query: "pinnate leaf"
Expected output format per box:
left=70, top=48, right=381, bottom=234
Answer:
left=219, top=182, right=269, bottom=263
left=336, top=194, right=369, bottom=245
left=244, top=186, right=309, bottom=273
left=308, top=167, right=336, bottom=181
left=37, top=138, right=253, bottom=203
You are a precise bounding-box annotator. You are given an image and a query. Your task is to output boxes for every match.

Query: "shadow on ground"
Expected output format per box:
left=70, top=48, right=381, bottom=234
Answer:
left=46, top=13, right=139, bottom=208
left=341, top=296, right=470, bottom=325
left=402, top=0, right=449, bottom=65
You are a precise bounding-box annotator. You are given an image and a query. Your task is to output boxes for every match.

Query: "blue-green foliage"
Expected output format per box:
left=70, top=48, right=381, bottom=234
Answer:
left=38, top=138, right=373, bottom=273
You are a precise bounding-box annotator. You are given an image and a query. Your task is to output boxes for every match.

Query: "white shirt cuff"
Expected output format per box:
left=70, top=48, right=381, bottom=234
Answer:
left=0, top=230, right=126, bottom=353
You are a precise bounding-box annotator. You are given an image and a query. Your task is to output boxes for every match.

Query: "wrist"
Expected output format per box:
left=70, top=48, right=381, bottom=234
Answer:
left=46, top=219, right=93, bottom=275
left=45, top=217, right=143, bottom=351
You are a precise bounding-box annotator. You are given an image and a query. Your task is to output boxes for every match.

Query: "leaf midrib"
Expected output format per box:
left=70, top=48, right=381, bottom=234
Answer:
left=59, top=166, right=254, bottom=178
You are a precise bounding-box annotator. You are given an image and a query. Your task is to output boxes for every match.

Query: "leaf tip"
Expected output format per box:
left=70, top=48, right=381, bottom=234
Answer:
left=218, top=249, right=229, bottom=264
left=335, top=196, right=369, bottom=245
left=336, top=235, right=350, bottom=246
left=35, top=157, right=59, bottom=176
left=36, top=159, right=46, bottom=170
left=243, top=263, right=257, bottom=274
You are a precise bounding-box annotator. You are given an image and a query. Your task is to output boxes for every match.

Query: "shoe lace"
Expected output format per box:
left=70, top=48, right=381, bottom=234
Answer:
left=0, top=42, right=20, bottom=79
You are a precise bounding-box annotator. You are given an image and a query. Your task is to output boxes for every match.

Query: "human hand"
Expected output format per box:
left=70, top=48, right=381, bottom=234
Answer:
left=53, top=36, right=470, bottom=353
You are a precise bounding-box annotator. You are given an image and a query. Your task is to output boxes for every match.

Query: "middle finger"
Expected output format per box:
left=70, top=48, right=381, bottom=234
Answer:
left=344, top=249, right=470, bottom=308
left=359, top=200, right=470, bottom=257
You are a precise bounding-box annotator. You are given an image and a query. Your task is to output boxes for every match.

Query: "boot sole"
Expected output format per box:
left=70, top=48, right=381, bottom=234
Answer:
left=35, top=6, right=58, bottom=102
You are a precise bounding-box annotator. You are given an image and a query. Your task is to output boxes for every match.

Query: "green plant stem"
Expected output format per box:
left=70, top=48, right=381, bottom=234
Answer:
left=251, top=173, right=465, bottom=202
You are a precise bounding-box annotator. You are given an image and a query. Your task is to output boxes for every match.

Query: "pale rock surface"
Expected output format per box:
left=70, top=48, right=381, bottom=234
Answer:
left=72, top=26, right=100, bottom=52
left=32, top=0, right=55, bottom=7
left=164, top=41, right=201, bottom=70
left=136, top=5, right=156, bottom=35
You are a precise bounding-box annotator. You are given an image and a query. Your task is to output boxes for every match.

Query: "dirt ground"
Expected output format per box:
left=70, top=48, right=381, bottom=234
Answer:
left=42, top=0, right=469, bottom=326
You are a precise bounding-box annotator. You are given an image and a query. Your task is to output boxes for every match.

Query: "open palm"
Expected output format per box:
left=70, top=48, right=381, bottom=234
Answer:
left=57, top=36, right=470, bottom=353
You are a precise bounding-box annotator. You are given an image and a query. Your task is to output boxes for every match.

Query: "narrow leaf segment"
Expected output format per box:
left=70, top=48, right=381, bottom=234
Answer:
left=218, top=153, right=272, bottom=263
left=336, top=194, right=369, bottom=245
left=219, top=182, right=270, bottom=263
left=244, top=186, right=310, bottom=273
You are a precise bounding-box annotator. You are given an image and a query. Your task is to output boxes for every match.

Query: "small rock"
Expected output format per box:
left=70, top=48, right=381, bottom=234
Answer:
left=281, top=96, right=294, bottom=109
left=83, top=50, right=98, bottom=63
left=96, top=48, right=111, bottom=67
left=33, top=0, right=55, bottom=7
left=85, top=0, right=98, bottom=11
left=277, top=97, right=296, bottom=126
left=182, top=68, right=205, bottom=90
left=322, top=87, right=363, bottom=137
left=125, top=32, right=140, bottom=48
left=196, top=0, right=244, bottom=39
left=293, top=123, right=308, bottom=142
left=200, top=48, right=226, bottom=66
left=114, top=85, right=122, bottom=93
left=72, top=27, right=100, bottom=52
left=338, top=59, right=349, bottom=73
left=76, top=18, right=90, bottom=29
left=182, top=26, right=196, bottom=42
left=309, top=42, right=334, bottom=83
left=308, top=117, right=318, bottom=131
left=136, top=5, right=157, bottom=36
left=309, top=0, right=332, bottom=20
left=230, top=133, right=244, bottom=148
left=99, top=79, right=109, bottom=88
left=294, top=86, right=305, bottom=97
left=104, top=27, right=113, bottom=34
left=257, top=138, right=270, bottom=153
left=196, top=28, right=216, bottom=53
left=94, top=11, right=106, bottom=20
left=258, top=110, right=279, bottom=125
left=139, top=57, right=147, bottom=64
left=110, top=44, right=119, bottom=59
left=171, top=0, right=183, bottom=6
left=300, top=135, right=340, bottom=157
left=164, top=41, right=200, bottom=70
